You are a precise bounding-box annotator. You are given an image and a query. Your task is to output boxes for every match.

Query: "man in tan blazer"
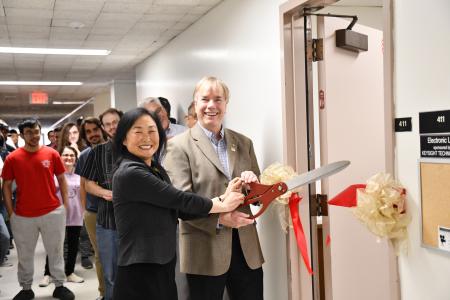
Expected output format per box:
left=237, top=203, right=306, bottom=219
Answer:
left=165, top=76, right=264, bottom=300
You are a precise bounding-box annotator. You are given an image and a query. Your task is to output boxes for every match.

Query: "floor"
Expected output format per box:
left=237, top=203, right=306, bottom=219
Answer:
left=0, top=236, right=100, bottom=300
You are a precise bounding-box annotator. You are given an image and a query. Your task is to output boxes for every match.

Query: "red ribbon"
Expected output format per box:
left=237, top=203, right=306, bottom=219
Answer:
left=328, top=184, right=366, bottom=207
left=289, top=192, right=313, bottom=275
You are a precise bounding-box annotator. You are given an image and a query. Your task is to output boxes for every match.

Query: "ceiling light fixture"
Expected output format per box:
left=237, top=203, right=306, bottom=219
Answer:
left=53, top=101, right=86, bottom=105
left=0, top=81, right=82, bottom=86
left=0, top=47, right=111, bottom=56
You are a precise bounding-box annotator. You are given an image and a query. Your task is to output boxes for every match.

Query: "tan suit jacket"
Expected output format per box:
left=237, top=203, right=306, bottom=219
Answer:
left=165, top=124, right=264, bottom=276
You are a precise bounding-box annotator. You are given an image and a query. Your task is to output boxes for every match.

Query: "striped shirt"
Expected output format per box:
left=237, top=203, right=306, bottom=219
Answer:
left=198, top=124, right=230, bottom=180
left=80, top=140, right=116, bottom=230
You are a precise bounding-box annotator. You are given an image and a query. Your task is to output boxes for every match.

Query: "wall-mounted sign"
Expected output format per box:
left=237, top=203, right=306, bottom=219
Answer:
left=394, top=117, right=412, bottom=132
left=438, top=226, right=450, bottom=252
left=420, top=135, right=450, bottom=158
left=30, top=91, right=48, bottom=104
left=419, top=110, right=450, bottom=134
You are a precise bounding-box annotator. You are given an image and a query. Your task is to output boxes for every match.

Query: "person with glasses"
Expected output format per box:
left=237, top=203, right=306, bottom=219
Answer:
left=1, top=119, right=75, bottom=300
left=81, top=108, right=123, bottom=300
left=184, top=101, right=198, bottom=128
left=40, top=146, right=85, bottom=287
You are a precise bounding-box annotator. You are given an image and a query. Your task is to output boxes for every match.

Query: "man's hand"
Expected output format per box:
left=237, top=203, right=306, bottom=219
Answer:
left=240, top=171, right=259, bottom=184
left=101, top=190, right=113, bottom=201
left=219, top=210, right=254, bottom=228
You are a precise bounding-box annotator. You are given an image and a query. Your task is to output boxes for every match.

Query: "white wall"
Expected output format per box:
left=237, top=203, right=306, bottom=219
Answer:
left=136, top=0, right=287, bottom=298
left=110, top=80, right=137, bottom=113
left=394, top=1, right=450, bottom=299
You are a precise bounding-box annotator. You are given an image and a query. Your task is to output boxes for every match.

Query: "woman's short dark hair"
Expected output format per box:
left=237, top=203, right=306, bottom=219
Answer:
left=113, top=107, right=166, bottom=164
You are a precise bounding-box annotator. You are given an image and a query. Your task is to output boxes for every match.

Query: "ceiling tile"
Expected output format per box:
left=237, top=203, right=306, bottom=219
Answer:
left=179, top=13, right=203, bottom=23
left=74, top=56, right=105, bottom=64
left=54, top=0, right=104, bottom=12
left=0, top=0, right=213, bottom=106
left=96, top=12, right=142, bottom=23
left=5, top=8, right=53, bottom=18
left=141, top=13, right=185, bottom=22
left=50, top=27, right=90, bottom=40
left=2, top=0, right=55, bottom=9
left=9, top=38, right=49, bottom=47
left=102, top=2, right=152, bottom=14
left=172, top=21, right=193, bottom=31
left=0, top=25, right=7, bottom=35
left=82, top=40, right=118, bottom=49
left=53, top=10, right=99, bottom=21
left=85, top=34, right=124, bottom=42
left=198, top=0, right=221, bottom=5
left=13, top=54, right=46, bottom=62
left=90, top=23, right=134, bottom=35
left=146, top=4, right=192, bottom=14
left=9, top=30, right=50, bottom=39
left=153, top=0, right=200, bottom=5
left=51, top=19, right=95, bottom=28
left=65, top=72, right=95, bottom=79
left=189, top=5, right=213, bottom=14
left=6, top=16, right=52, bottom=26
left=47, top=39, right=85, bottom=48
left=7, top=25, right=50, bottom=34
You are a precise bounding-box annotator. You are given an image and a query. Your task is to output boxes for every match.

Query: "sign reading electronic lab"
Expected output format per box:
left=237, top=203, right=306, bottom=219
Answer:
left=419, top=110, right=450, bottom=158
left=420, top=135, right=450, bottom=158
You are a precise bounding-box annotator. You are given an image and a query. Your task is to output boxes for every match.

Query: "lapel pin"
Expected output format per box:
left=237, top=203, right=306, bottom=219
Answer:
left=231, top=144, right=236, bottom=152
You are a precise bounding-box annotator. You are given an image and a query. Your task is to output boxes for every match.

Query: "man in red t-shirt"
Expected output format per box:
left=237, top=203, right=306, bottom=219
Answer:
left=1, top=119, right=75, bottom=300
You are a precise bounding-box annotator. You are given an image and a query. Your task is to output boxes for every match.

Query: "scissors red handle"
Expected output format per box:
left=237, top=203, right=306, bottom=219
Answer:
left=241, top=181, right=288, bottom=219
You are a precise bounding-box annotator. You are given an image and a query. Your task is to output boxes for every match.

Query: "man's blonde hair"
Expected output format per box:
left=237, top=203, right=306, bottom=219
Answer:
left=193, top=76, right=230, bottom=103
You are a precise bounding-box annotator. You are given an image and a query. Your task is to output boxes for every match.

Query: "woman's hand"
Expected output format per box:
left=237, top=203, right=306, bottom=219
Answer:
left=209, top=191, right=244, bottom=213
left=221, top=191, right=244, bottom=212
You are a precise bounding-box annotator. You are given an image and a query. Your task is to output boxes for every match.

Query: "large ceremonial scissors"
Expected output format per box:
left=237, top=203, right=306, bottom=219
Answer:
left=242, top=160, right=350, bottom=218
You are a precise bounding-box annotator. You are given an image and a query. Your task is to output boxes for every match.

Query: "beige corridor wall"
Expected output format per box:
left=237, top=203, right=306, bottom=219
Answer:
left=394, top=0, right=450, bottom=299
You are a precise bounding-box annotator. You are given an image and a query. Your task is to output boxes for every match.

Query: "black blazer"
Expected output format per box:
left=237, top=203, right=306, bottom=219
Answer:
left=112, top=155, right=212, bottom=266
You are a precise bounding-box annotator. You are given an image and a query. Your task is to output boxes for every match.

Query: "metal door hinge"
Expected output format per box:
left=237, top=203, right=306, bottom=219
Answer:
left=308, top=38, right=323, bottom=62
left=311, top=194, right=328, bottom=216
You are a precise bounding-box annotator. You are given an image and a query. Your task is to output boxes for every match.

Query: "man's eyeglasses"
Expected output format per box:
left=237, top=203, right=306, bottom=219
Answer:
left=23, top=131, right=41, bottom=137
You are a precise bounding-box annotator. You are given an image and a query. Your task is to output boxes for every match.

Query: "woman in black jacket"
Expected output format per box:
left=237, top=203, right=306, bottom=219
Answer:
left=112, top=108, right=244, bottom=300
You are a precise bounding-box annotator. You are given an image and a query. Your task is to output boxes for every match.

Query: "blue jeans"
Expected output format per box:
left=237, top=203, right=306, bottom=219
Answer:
left=0, top=214, right=10, bottom=263
left=96, top=224, right=118, bottom=300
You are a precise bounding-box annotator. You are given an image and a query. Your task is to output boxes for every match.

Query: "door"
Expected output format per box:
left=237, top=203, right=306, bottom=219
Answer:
left=280, top=1, right=398, bottom=299
left=318, top=17, right=398, bottom=300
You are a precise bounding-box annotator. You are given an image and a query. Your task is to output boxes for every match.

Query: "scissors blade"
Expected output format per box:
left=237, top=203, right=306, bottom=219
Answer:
left=284, top=160, right=350, bottom=191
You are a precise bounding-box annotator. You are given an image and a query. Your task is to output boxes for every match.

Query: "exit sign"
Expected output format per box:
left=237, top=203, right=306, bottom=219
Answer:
left=30, top=91, right=48, bottom=104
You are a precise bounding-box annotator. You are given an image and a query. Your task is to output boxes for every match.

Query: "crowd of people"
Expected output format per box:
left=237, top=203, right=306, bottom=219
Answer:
left=0, top=76, right=264, bottom=300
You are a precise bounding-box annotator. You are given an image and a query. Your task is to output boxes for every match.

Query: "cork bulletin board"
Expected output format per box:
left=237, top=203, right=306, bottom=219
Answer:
left=419, top=160, right=450, bottom=251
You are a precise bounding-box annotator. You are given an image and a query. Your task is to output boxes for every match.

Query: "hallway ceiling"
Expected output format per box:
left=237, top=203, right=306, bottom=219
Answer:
left=0, top=0, right=222, bottom=107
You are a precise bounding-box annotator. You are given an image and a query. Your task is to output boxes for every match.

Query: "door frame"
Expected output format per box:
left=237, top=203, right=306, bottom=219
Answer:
left=279, top=0, right=397, bottom=299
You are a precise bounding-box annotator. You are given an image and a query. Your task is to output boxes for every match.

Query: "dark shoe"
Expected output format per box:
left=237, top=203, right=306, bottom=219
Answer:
left=81, top=257, right=93, bottom=269
left=13, top=289, right=35, bottom=300
left=53, top=286, right=75, bottom=300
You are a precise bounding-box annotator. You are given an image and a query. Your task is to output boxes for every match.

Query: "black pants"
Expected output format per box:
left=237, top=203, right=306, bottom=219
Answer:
left=45, top=226, right=81, bottom=276
left=79, top=222, right=93, bottom=258
left=186, top=229, right=263, bottom=300
left=113, top=256, right=177, bottom=300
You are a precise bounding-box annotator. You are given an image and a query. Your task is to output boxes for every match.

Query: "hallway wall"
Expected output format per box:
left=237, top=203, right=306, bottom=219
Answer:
left=394, top=0, right=450, bottom=299
left=136, top=0, right=287, bottom=298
